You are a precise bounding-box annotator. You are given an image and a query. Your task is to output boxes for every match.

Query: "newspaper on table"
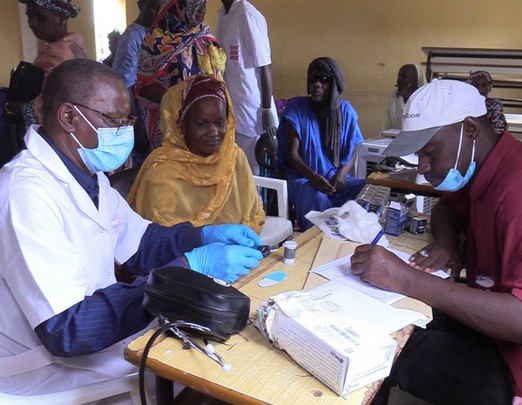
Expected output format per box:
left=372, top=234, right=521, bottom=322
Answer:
left=255, top=281, right=428, bottom=397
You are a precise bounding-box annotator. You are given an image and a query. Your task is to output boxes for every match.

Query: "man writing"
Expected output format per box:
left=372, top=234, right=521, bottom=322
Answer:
left=0, top=59, right=263, bottom=397
left=352, top=79, right=521, bottom=404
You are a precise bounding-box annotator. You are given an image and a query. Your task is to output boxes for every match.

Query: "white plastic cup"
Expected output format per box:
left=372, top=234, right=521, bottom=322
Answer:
left=283, top=240, right=297, bottom=264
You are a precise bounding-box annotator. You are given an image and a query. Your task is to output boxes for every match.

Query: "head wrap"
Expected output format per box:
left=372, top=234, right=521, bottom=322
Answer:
left=307, top=57, right=345, bottom=167
left=179, top=75, right=227, bottom=123
left=127, top=75, right=265, bottom=233
left=413, top=64, right=428, bottom=87
left=467, top=71, right=493, bottom=93
left=19, top=0, right=80, bottom=18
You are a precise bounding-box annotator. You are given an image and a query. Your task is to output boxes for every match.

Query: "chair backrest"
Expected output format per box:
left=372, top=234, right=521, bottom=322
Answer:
left=109, top=167, right=139, bottom=199
left=254, top=175, right=293, bottom=248
left=0, top=373, right=141, bottom=405
left=253, top=175, right=288, bottom=219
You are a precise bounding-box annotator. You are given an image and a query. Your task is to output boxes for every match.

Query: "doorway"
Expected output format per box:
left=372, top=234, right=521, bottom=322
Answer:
left=93, top=0, right=127, bottom=62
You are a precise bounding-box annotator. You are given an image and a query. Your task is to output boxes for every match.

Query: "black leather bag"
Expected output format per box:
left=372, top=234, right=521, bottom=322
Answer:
left=8, top=61, right=45, bottom=102
left=143, top=266, right=250, bottom=342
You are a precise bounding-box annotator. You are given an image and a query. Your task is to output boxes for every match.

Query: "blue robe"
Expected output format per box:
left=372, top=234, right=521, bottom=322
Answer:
left=277, top=97, right=366, bottom=230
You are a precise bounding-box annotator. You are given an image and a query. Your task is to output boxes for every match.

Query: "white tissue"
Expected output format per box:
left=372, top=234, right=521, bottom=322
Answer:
left=335, top=201, right=388, bottom=246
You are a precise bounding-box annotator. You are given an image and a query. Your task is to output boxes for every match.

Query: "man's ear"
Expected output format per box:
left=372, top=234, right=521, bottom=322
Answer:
left=56, top=103, right=78, bottom=133
left=463, top=116, right=480, bottom=141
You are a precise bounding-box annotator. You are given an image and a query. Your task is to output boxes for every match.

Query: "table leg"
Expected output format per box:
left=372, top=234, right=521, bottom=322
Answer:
left=156, top=375, right=173, bottom=405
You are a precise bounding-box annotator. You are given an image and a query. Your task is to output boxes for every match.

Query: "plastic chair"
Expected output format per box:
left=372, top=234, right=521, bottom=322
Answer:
left=254, top=175, right=293, bottom=248
left=0, top=372, right=141, bottom=405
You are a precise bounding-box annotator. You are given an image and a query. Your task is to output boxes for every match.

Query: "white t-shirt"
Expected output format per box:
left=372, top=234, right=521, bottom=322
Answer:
left=217, top=0, right=273, bottom=137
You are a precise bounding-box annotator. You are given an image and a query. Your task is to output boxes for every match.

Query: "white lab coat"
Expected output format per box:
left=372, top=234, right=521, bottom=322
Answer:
left=0, top=126, right=151, bottom=395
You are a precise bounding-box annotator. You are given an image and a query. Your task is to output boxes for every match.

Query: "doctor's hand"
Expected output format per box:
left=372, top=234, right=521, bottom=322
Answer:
left=185, top=243, right=263, bottom=283
left=351, top=244, right=413, bottom=293
left=201, top=224, right=264, bottom=247
left=409, top=242, right=463, bottom=280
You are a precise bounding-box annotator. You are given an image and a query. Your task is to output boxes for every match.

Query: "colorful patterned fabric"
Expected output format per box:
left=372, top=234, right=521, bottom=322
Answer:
left=468, top=71, right=507, bottom=135
left=128, top=75, right=265, bottom=233
left=19, top=0, right=80, bottom=18
left=135, top=0, right=226, bottom=149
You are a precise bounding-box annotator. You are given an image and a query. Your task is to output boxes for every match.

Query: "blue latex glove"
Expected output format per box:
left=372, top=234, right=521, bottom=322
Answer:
left=185, top=242, right=263, bottom=283
left=201, top=224, right=264, bottom=247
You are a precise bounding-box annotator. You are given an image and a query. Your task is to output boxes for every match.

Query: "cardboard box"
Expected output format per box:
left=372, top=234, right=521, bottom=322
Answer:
left=406, top=212, right=428, bottom=235
left=256, top=285, right=398, bottom=397
left=384, top=201, right=410, bottom=236
left=356, top=184, right=391, bottom=219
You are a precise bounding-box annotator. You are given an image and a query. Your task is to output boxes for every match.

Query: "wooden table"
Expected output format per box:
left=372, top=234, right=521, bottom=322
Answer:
left=125, top=227, right=433, bottom=405
left=367, top=171, right=443, bottom=198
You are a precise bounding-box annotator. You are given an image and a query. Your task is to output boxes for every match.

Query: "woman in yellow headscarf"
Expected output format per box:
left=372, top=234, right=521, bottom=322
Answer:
left=128, top=75, right=265, bottom=233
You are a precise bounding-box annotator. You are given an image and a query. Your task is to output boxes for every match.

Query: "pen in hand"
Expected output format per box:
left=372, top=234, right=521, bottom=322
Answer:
left=370, top=229, right=385, bottom=245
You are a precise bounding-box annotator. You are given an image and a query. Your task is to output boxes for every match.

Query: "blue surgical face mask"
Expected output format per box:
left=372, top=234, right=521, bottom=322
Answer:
left=70, top=106, right=134, bottom=173
left=434, top=124, right=476, bottom=192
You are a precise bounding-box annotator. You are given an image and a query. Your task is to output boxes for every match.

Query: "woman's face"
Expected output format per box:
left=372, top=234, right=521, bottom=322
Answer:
left=471, top=77, right=490, bottom=97
left=181, top=97, right=227, bottom=157
left=26, top=3, right=66, bottom=42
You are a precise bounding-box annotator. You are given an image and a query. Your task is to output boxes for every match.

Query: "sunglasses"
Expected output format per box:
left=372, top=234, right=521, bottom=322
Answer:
left=309, top=75, right=332, bottom=84
left=73, top=102, right=137, bottom=129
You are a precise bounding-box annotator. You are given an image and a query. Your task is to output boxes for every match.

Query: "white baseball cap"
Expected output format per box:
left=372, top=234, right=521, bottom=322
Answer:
left=384, top=79, right=487, bottom=157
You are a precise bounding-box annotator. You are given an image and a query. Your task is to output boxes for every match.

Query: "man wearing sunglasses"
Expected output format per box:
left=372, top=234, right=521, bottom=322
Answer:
left=0, top=59, right=264, bottom=398
left=276, top=57, right=366, bottom=230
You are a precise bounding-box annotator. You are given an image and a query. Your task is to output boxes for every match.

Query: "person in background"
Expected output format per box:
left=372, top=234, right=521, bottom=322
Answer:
left=352, top=79, right=521, bottom=405
left=112, top=0, right=164, bottom=168
left=113, top=0, right=163, bottom=89
left=468, top=70, right=507, bottom=135
left=276, top=57, right=366, bottom=231
left=102, top=29, right=121, bottom=67
left=128, top=75, right=265, bottom=233
left=216, top=0, right=278, bottom=176
left=0, top=59, right=263, bottom=399
left=135, top=0, right=226, bottom=151
left=6, top=0, right=87, bottom=129
left=384, top=63, right=427, bottom=130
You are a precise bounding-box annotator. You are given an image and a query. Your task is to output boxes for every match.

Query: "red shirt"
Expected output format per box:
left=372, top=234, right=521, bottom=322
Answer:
left=441, top=132, right=522, bottom=395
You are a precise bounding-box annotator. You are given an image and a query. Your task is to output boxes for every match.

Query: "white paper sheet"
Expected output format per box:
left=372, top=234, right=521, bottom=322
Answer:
left=311, top=247, right=449, bottom=305
left=307, top=280, right=429, bottom=333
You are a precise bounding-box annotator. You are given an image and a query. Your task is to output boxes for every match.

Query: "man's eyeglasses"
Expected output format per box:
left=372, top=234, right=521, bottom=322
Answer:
left=73, top=102, right=136, bottom=130
left=309, top=75, right=332, bottom=84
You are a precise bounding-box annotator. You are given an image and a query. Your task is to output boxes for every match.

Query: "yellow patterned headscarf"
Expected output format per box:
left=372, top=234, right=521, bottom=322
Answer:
left=128, top=75, right=265, bottom=232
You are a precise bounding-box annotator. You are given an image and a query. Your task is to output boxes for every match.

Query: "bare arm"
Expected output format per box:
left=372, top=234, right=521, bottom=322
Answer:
left=331, top=144, right=361, bottom=192
left=284, top=122, right=336, bottom=194
left=351, top=244, right=522, bottom=343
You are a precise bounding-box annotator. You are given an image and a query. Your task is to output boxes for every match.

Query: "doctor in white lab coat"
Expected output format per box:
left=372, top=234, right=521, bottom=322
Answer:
left=0, top=59, right=264, bottom=399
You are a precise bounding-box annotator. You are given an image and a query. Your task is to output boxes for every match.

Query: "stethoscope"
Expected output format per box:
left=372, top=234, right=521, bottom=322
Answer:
left=139, top=316, right=231, bottom=405
left=161, top=319, right=231, bottom=372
